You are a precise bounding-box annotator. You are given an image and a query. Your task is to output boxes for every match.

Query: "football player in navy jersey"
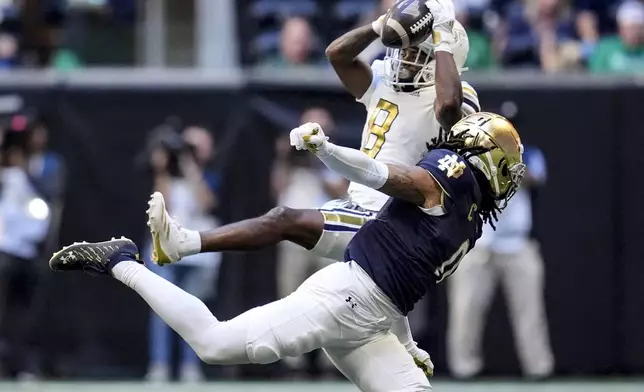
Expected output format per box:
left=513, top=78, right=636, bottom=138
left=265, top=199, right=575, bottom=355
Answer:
left=290, top=112, right=526, bottom=315
left=48, top=112, right=524, bottom=392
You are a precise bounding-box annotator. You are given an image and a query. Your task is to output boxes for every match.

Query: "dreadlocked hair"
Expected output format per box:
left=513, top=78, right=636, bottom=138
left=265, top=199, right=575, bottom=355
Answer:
left=425, top=127, right=502, bottom=229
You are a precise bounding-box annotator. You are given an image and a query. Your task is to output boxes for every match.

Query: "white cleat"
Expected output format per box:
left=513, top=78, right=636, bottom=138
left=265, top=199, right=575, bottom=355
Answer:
left=146, top=192, right=185, bottom=266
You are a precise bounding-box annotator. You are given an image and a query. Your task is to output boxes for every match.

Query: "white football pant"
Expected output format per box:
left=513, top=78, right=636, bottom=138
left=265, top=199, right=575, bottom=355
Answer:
left=113, top=260, right=430, bottom=392
left=277, top=241, right=335, bottom=371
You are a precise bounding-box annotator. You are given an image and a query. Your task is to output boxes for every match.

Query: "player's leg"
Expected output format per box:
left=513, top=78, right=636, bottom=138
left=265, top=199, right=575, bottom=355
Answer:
left=275, top=242, right=312, bottom=372
left=146, top=192, right=323, bottom=265
left=277, top=241, right=313, bottom=299
left=198, top=206, right=324, bottom=252
left=147, top=192, right=376, bottom=265
left=499, top=241, right=554, bottom=378
left=324, top=331, right=431, bottom=392
left=446, top=245, right=497, bottom=378
left=307, top=200, right=377, bottom=261
left=48, top=238, right=249, bottom=364
left=175, top=265, right=207, bottom=382
left=146, top=262, right=175, bottom=381
left=48, top=239, right=379, bottom=368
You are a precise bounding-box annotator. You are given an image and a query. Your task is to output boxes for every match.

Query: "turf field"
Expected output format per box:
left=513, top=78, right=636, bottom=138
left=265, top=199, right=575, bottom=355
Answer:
left=1, top=380, right=642, bottom=392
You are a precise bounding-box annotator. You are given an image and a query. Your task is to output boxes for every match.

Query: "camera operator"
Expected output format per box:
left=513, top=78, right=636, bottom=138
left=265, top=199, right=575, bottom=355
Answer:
left=181, top=126, right=219, bottom=213
left=0, top=120, right=51, bottom=379
left=141, top=120, right=221, bottom=383
left=27, top=115, right=66, bottom=206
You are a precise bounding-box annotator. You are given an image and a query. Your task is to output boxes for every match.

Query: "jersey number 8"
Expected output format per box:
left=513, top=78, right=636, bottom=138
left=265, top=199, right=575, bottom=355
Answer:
left=362, top=99, right=399, bottom=158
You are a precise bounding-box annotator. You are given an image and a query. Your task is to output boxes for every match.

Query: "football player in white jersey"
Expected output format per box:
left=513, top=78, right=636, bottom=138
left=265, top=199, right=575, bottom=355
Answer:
left=141, top=0, right=478, bottom=377
left=324, top=15, right=479, bottom=247
left=142, top=0, right=480, bottom=269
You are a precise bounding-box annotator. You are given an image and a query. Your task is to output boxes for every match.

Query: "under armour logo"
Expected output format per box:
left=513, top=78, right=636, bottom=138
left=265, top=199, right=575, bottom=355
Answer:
left=346, top=297, right=357, bottom=309
left=438, top=154, right=466, bottom=178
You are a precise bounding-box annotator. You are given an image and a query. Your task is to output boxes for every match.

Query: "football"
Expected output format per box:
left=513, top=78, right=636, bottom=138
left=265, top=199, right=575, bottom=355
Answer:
left=381, top=0, right=434, bottom=49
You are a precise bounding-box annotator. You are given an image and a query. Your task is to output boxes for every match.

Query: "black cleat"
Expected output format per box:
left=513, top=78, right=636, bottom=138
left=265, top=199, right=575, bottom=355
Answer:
left=49, top=237, right=141, bottom=275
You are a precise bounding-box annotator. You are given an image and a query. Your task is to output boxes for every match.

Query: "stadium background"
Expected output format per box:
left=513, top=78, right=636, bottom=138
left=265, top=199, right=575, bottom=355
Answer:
left=0, top=0, right=642, bottom=391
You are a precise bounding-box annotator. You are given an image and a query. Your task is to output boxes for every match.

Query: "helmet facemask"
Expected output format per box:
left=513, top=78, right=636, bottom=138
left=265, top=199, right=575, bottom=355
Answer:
left=382, top=20, right=470, bottom=91
left=501, top=160, right=526, bottom=208
left=383, top=45, right=436, bottom=90
left=466, top=142, right=526, bottom=210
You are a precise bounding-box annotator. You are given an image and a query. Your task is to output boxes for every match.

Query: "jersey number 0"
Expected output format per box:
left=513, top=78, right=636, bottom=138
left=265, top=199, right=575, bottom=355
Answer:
left=436, top=240, right=469, bottom=283
left=362, top=99, right=399, bottom=158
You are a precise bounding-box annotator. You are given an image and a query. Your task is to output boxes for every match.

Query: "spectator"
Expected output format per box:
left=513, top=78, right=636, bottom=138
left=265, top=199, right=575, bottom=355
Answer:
left=181, top=126, right=220, bottom=213
left=20, top=113, right=66, bottom=380
left=500, top=0, right=580, bottom=71
left=589, top=1, right=644, bottom=74
left=362, top=0, right=395, bottom=24
left=455, top=0, right=491, bottom=13
left=456, top=2, right=496, bottom=70
left=447, top=145, right=554, bottom=380
left=264, top=17, right=321, bottom=67
left=52, top=47, right=83, bottom=71
left=272, top=107, right=347, bottom=378
left=143, top=123, right=221, bottom=383
left=358, top=0, right=394, bottom=63
left=27, top=116, right=66, bottom=204
left=575, top=0, right=621, bottom=62
left=0, top=32, right=17, bottom=69
left=0, top=125, right=51, bottom=379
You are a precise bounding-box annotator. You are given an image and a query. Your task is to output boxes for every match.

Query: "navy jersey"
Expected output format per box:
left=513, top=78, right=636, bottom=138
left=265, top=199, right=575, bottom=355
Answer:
left=345, top=149, right=483, bottom=315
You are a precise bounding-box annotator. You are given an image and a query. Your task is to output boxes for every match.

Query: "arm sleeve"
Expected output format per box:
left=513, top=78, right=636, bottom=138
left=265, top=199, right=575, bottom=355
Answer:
left=460, top=81, right=481, bottom=117
left=317, top=142, right=390, bottom=190
left=356, top=60, right=385, bottom=107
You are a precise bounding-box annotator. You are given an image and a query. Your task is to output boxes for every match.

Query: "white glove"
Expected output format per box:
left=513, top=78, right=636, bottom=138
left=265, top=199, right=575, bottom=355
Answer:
left=371, top=13, right=387, bottom=37
left=425, top=0, right=455, bottom=53
left=407, top=343, right=435, bottom=377
left=289, top=122, right=331, bottom=156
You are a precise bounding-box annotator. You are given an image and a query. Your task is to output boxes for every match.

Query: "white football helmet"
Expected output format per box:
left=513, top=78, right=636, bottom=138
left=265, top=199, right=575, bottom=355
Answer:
left=382, top=20, right=469, bottom=90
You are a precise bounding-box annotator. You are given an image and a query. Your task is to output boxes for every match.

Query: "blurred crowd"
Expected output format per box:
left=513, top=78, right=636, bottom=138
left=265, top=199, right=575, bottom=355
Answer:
left=0, top=106, right=64, bottom=379
left=0, top=0, right=134, bottom=69
left=0, top=104, right=229, bottom=381
left=0, top=0, right=641, bottom=73
left=247, top=0, right=644, bottom=73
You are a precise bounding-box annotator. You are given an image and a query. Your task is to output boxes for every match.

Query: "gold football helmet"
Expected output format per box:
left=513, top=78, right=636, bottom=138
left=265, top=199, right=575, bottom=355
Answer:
left=450, top=112, right=526, bottom=207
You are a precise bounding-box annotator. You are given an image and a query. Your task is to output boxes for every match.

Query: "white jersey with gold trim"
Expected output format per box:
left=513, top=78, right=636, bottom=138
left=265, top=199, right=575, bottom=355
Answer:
left=347, top=60, right=481, bottom=212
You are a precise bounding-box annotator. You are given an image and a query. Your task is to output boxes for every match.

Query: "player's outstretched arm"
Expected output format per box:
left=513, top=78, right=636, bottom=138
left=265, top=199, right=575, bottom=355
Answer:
left=379, top=163, right=440, bottom=207
left=290, top=123, right=441, bottom=209
left=326, top=20, right=382, bottom=99
left=427, top=0, right=463, bottom=131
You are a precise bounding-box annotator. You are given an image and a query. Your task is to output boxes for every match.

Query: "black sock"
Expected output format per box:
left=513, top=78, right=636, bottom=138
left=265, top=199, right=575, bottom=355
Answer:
left=107, top=252, right=140, bottom=272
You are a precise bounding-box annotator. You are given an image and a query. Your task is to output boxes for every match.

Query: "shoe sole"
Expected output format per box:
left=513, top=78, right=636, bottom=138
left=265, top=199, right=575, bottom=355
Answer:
left=49, top=237, right=136, bottom=271
left=146, top=192, right=172, bottom=265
